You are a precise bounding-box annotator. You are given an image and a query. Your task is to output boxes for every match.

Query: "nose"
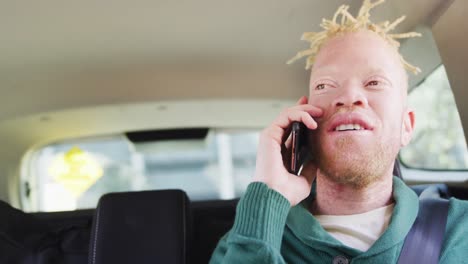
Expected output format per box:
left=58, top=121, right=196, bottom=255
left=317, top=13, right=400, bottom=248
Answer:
left=332, top=82, right=368, bottom=108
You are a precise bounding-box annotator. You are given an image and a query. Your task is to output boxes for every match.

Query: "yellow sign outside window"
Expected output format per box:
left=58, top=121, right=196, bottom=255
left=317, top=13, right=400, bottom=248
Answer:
left=48, top=146, right=104, bottom=197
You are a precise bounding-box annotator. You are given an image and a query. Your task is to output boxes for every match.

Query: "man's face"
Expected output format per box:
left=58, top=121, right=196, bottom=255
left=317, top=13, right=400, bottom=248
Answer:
left=308, top=30, right=414, bottom=188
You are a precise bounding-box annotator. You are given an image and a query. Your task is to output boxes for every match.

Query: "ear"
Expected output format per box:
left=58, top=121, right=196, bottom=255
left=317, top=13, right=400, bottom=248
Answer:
left=401, top=109, right=415, bottom=147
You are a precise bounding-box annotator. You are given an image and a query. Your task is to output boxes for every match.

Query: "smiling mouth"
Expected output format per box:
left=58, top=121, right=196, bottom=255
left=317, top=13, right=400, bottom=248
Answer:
left=334, top=123, right=368, bottom=131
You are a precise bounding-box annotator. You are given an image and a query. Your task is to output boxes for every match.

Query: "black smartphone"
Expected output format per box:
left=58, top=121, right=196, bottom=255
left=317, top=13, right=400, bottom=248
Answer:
left=289, top=121, right=309, bottom=175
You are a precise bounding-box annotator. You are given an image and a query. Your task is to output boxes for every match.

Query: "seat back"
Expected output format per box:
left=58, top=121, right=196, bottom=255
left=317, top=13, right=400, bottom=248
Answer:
left=88, top=190, right=190, bottom=264
left=190, top=199, right=238, bottom=263
left=0, top=201, right=92, bottom=264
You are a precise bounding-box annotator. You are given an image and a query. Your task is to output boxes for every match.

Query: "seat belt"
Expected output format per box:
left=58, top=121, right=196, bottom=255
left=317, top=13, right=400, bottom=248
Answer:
left=397, top=185, right=450, bottom=264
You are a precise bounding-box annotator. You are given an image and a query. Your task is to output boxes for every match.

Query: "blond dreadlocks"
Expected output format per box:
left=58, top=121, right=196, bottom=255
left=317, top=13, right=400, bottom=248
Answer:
left=287, top=0, right=422, bottom=74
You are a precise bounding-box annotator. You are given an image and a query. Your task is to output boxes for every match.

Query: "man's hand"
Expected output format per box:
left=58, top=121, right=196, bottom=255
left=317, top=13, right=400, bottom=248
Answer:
left=252, top=96, right=322, bottom=206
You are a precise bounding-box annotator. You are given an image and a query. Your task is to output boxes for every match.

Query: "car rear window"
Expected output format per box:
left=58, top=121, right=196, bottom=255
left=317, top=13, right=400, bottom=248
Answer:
left=22, top=130, right=258, bottom=212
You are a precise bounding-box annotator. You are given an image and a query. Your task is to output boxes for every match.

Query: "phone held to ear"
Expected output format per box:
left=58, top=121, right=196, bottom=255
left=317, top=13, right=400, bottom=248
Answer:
left=289, top=121, right=309, bottom=175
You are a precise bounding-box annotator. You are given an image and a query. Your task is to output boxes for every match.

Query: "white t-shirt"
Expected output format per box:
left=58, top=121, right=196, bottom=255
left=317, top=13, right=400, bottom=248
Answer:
left=314, top=203, right=394, bottom=251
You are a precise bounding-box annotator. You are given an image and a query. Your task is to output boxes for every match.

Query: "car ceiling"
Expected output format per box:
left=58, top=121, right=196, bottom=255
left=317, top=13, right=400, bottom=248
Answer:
left=0, top=0, right=447, bottom=119
left=0, top=0, right=466, bottom=206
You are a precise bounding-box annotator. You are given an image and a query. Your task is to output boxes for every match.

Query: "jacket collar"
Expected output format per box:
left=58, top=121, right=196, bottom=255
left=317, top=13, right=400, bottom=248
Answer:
left=285, top=176, right=419, bottom=257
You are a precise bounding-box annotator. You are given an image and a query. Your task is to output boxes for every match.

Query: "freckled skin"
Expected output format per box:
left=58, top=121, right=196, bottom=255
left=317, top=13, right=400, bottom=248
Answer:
left=307, top=30, right=416, bottom=214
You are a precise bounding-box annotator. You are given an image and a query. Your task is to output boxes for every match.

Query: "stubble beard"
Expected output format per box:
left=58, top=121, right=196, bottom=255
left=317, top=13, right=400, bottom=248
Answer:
left=311, top=133, right=398, bottom=189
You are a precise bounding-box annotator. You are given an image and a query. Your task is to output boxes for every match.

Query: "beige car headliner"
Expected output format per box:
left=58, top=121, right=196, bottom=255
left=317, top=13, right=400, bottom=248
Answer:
left=0, top=0, right=466, bottom=206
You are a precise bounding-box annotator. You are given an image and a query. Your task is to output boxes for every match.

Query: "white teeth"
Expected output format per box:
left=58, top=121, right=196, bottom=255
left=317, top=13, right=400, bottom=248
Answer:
left=335, top=124, right=365, bottom=131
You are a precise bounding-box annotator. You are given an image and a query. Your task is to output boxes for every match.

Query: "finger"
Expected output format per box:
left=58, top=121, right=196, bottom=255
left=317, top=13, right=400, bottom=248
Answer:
left=260, top=125, right=286, bottom=146
left=291, top=104, right=323, bottom=117
left=283, top=104, right=323, bottom=121
left=276, top=110, right=319, bottom=146
left=281, top=123, right=293, bottom=145
left=274, top=110, right=319, bottom=130
left=278, top=105, right=322, bottom=142
left=281, top=142, right=291, bottom=169
left=283, top=133, right=292, bottom=149
left=296, top=96, right=308, bottom=105
left=263, top=105, right=322, bottom=145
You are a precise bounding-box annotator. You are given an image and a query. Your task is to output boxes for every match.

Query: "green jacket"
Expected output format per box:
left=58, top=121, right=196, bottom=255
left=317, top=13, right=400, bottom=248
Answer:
left=210, top=177, right=468, bottom=263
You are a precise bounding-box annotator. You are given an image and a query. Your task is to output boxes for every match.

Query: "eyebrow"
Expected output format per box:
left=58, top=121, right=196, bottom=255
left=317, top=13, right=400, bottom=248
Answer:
left=311, top=66, right=396, bottom=88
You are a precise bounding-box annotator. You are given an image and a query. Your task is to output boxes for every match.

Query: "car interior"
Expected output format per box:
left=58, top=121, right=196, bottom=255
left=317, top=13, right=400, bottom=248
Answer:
left=0, top=0, right=467, bottom=263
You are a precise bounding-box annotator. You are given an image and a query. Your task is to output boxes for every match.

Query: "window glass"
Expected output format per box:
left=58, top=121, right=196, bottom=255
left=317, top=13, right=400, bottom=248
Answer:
left=400, top=65, right=468, bottom=170
left=24, top=130, right=258, bottom=212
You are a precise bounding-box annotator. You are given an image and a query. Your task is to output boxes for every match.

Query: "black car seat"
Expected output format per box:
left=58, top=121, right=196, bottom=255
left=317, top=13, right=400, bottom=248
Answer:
left=88, top=189, right=190, bottom=264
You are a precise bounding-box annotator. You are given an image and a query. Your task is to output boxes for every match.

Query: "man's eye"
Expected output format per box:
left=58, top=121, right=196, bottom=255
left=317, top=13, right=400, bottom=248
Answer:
left=315, top=84, right=326, bottom=90
left=367, top=80, right=379, bottom=86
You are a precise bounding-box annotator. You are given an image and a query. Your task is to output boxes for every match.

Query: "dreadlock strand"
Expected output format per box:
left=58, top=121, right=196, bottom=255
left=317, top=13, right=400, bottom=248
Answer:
left=388, top=32, right=422, bottom=39
left=287, top=0, right=422, bottom=75
left=385, top=16, right=406, bottom=32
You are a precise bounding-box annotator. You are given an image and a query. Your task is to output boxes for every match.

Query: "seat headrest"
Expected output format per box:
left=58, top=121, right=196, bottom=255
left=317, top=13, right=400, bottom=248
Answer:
left=88, top=190, right=190, bottom=264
